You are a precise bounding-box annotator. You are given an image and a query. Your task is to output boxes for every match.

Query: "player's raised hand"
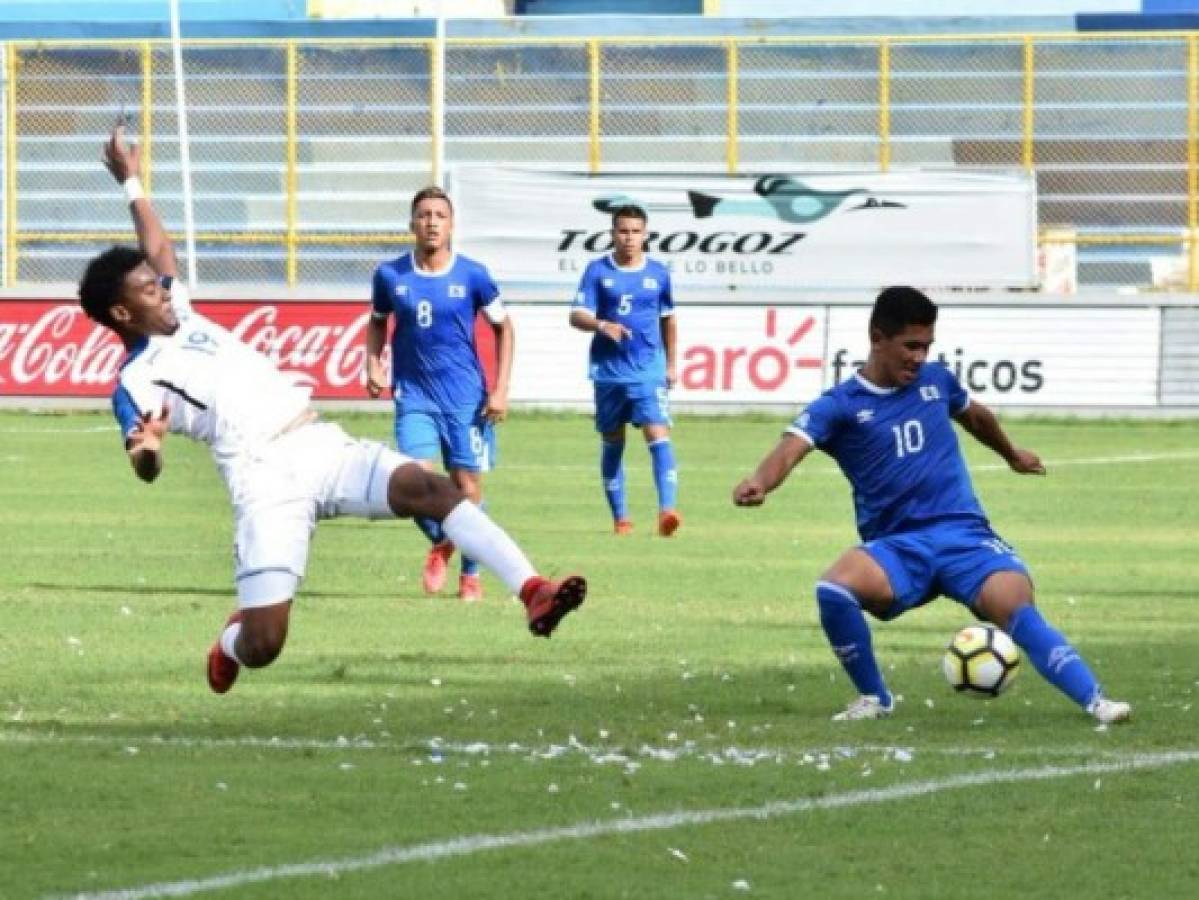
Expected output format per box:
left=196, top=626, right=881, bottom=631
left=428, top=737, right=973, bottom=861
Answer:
left=733, top=477, right=768, bottom=507
left=103, top=120, right=141, bottom=185
left=1008, top=447, right=1045, bottom=475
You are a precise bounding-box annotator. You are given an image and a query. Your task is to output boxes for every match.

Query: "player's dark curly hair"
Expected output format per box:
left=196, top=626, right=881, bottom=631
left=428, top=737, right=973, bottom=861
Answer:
left=610, top=204, right=647, bottom=227
left=78, top=245, right=146, bottom=328
left=869, top=286, right=937, bottom=337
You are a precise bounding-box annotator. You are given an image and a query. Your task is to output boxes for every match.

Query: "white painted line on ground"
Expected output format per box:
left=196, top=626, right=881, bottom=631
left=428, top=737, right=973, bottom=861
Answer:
left=0, top=425, right=117, bottom=434
left=0, top=729, right=1148, bottom=762
left=55, top=750, right=1199, bottom=900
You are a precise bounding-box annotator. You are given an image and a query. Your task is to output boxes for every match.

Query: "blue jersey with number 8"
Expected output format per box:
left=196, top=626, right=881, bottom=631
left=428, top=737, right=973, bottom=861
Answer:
left=371, top=252, right=502, bottom=414
left=787, top=363, right=985, bottom=541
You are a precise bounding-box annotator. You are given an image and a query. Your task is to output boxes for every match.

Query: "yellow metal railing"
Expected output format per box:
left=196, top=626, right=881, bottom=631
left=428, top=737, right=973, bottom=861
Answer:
left=1, top=32, right=1196, bottom=289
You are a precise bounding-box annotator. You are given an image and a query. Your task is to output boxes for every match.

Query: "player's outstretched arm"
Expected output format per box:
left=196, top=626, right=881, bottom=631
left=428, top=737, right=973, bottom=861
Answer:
left=733, top=433, right=813, bottom=506
left=953, top=401, right=1045, bottom=475
left=570, top=308, right=631, bottom=342
left=363, top=315, right=389, bottom=398
left=485, top=315, right=514, bottom=423
left=103, top=124, right=177, bottom=280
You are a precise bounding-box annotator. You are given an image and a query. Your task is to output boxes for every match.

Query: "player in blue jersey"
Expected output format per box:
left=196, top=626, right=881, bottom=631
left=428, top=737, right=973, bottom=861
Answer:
left=733, top=286, right=1130, bottom=725
left=365, top=186, right=514, bottom=602
left=569, top=204, right=680, bottom=537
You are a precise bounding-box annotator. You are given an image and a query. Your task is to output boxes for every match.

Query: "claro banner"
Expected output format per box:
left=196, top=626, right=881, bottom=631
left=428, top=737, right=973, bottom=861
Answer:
left=453, top=167, right=1038, bottom=291
left=0, top=298, right=1160, bottom=407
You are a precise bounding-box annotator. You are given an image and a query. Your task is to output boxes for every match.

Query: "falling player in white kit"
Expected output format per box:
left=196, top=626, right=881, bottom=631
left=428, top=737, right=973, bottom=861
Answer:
left=79, top=125, right=586, bottom=694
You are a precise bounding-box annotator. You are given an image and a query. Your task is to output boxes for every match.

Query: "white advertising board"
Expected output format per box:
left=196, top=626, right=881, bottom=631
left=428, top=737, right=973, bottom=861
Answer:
left=509, top=305, right=1161, bottom=409
left=455, top=167, right=1038, bottom=294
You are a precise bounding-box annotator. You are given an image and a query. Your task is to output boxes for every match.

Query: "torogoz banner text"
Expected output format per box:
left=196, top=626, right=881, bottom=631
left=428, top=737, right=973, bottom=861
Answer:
left=454, top=168, right=1038, bottom=292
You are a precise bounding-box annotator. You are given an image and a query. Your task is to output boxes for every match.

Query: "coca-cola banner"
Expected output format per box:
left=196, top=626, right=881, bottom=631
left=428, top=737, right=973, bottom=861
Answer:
left=0, top=299, right=374, bottom=398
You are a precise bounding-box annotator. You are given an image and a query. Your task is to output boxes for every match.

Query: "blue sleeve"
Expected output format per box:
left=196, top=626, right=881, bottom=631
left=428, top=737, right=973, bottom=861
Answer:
left=659, top=266, right=675, bottom=315
left=472, top=264, right=500, bottom=310
left=572, top=262, right=599, bottom=312
left=939, top=364, right=969, bottom=414
left=786, top=392, right=843, bottom=448
left=112, top=384, right=142, bottom=446
left=371, top=267, right=393, bottom=316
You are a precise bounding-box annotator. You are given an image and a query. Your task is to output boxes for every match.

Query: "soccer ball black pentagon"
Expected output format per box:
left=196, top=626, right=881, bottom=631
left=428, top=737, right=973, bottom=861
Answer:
left=942, top=624, right=1021, bottom=697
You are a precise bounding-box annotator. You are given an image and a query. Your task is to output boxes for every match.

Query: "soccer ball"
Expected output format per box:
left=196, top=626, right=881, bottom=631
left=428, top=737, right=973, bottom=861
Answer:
left=941, top=624, right=1020, bottom=697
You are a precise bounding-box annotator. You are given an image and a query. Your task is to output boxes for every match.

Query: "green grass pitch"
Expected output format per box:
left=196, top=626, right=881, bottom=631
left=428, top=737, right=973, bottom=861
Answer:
left=1, top=410, right=1196, bottom=898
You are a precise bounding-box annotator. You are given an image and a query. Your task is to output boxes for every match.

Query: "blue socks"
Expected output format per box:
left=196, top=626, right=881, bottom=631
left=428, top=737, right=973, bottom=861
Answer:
left=648, top=438, right=678, bottom=511
left=816, top=581, right=891, bottom=704
left=601, top=439, right=628, bottom=521
left=1007, top=604, right=1100, bottom=708
left=415, top=515, right=444, bottom=546
left=460, top=500, right=483, bottom=577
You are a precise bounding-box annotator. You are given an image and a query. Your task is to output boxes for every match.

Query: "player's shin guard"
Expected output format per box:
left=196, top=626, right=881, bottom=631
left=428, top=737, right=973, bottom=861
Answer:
left=414, top=515, right=445, bottom=546
left=601, top=439, right=628, bottom=521
left=648, top=438, right=678, bottom=512
left=1007, top=604, right=1101, bottom=708
left=816, top=581, right=892, bottom=705
left=439, top=500, right=536, bottom=595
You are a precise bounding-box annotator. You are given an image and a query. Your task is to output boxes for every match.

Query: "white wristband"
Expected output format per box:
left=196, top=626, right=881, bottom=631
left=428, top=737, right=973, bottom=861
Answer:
left=123, top=176, right=145, bottom=203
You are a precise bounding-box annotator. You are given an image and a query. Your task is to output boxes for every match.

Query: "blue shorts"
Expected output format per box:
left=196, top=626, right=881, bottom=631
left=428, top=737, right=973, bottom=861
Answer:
left=395, top=407, right=496, bottom=473
left=861, top=518, right=1031, bottom=621
left=594, top=380, right=672, bottom=433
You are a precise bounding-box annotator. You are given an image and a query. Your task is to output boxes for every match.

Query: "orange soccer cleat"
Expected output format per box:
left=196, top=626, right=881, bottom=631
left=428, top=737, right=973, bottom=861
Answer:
left=520, top=575, right=587, bottom=638
left=613, top=519, right=634, bottom=536
left=422, top=541, right=455, bottom=594
left=206, top=610, right=243, bottom=694
left=657, top=509, right=681, bottom=537
left=458, top=573, right=484, bottom=602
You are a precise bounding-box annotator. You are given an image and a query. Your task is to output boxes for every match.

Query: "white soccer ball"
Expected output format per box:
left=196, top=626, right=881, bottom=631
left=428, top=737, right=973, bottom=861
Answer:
left=941, top=624, right=1021, bottom=698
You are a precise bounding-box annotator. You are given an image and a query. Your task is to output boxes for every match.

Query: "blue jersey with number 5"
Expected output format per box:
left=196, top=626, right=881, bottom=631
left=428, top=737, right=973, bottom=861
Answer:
left=371, top=252, right=501, bottom=413
left=573, top=255, right=674, bottom=384
left=788, top=363, right=985, bottom=541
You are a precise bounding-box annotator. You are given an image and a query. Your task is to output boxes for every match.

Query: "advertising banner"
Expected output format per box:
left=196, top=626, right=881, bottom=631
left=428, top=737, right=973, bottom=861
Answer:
left=0, top=298, right=1161, bottom=408
left=454, top=167, right=1038, bottom=293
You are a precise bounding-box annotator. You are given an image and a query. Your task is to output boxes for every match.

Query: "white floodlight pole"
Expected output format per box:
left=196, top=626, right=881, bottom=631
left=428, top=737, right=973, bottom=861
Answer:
left=169, top=0, right=199, bottom=288
left=433, top=0, right=446, bottom=187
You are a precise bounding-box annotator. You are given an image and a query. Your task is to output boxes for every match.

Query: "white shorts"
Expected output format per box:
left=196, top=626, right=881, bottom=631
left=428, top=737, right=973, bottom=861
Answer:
left=230, top=421, right=411, bottom=608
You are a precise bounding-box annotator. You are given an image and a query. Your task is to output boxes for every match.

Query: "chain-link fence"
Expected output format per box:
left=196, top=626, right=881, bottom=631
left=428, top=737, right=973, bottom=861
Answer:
left=0, top=32, right=1195, bottom=289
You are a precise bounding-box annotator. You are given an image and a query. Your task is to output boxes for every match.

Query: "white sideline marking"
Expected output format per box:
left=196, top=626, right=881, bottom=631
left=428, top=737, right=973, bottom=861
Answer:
left=0, top=729, right=1147, bottom=761
left=56, top=750, right=1199, bottom=900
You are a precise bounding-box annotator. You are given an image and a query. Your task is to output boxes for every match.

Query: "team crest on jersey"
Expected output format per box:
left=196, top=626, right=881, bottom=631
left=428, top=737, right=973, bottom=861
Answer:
left=601, top=278, right=614, bottom=288
left=448, top=284, right=466, bottom=299
left=856, top=408, right=875, bottom=423
left=920, top=385, right=941, bottom=401
left=395, top=285, right=408, bottom=296
left=643, top=277, right=659, bottom=290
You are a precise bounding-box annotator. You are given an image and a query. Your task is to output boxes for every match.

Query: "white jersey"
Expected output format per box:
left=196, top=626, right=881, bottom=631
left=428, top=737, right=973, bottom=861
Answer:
left=112, top=279, right=313, bottom=492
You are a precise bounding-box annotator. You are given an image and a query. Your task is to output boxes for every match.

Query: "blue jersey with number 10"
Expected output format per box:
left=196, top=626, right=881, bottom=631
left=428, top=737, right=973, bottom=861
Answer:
left=371, top=252, right=501, bottom=413
left=788, top=363, right=986, bottom=542
left=573, top=255, right=674, bottom=384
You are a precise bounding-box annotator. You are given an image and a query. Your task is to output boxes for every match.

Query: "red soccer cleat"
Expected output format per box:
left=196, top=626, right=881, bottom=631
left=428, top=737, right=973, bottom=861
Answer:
left=422, top=541, right=455, bottom=594
left=458, top=573, right=483, bottom=603
left=521, top=575, right=587, bottom=638
left=613, top=519, right=634, bottom=536
left=206, top=610, right=243, bottom=695
left=657, top=510, right=681, bottom=537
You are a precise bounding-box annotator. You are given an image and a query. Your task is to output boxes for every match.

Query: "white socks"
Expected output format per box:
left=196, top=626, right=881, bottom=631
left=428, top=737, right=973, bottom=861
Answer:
left=219, top=621, right=244, bottom=665
left=439, top=500, right=536, bottom=594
